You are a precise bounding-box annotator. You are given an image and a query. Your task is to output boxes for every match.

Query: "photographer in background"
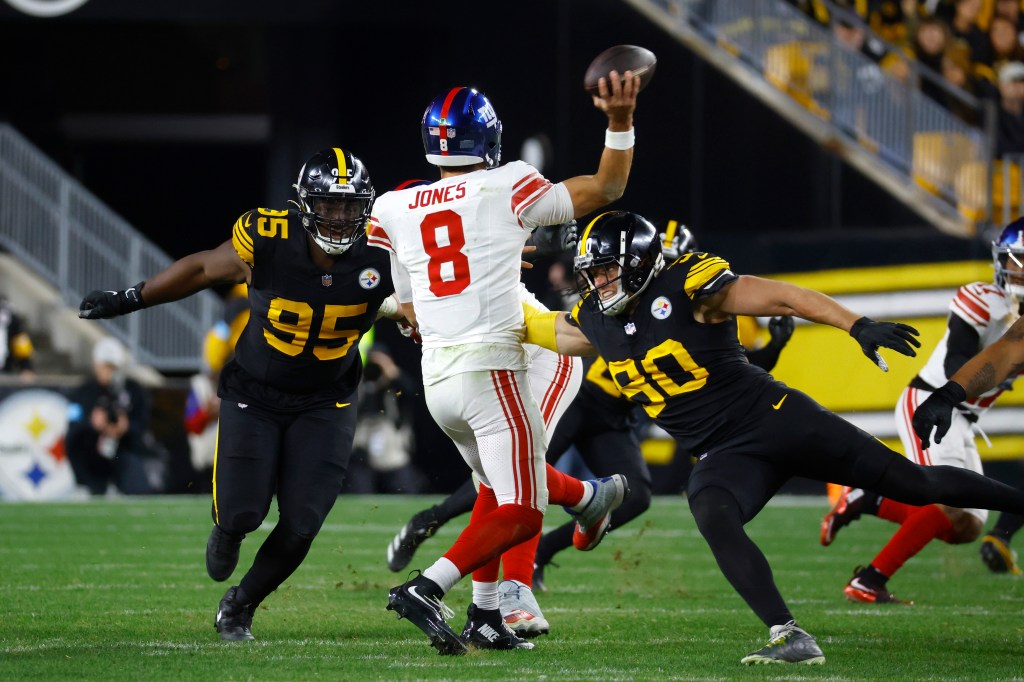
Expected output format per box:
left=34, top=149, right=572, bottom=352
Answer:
left=66, top=338, right=160, bottom=495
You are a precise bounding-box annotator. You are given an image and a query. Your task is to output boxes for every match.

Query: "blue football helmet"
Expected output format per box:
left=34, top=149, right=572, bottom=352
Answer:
left=993, top=218, right=1024, bottom=302
left=421, top=87, right=502, bottom=169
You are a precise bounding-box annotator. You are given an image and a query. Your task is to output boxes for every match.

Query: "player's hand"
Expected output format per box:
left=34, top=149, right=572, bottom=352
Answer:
left=592, top=69, right=640, bottom=123
left=849, top=316, right=920, bottom=372
left=531, top=220, right=578, bottom=257
left=767, top=316, right=795, bottom=350
left=79, top=283, right=146, bottom=319
left=912, top=381, right=967, bottom=448
left=396, top=318, right=421, bottom=344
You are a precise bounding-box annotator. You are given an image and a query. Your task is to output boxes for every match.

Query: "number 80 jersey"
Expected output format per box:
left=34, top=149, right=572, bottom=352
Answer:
left=571, top=252, right=776, bottom=453
left=368, top=162, right=555, bottom=354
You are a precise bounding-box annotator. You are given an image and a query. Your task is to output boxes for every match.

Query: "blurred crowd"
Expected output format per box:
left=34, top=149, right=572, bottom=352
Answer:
left=794, top=0, right=1024, bottom=152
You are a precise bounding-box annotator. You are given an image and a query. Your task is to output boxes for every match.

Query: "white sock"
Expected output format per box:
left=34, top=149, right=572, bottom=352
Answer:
left=423, top=557, right=462, bottom=594
left=472, top=580, right=499, bottom=611
left=568, top=480, right=595, bottom=512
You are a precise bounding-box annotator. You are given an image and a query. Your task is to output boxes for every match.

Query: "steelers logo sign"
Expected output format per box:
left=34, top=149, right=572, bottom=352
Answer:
left=651, top=297, right=672, bottom=319
left=359, top=268, right=381, bottom=289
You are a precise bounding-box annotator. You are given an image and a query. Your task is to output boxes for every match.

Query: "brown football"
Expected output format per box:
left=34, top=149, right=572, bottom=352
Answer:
left=583, top=45, right=657, bottom=95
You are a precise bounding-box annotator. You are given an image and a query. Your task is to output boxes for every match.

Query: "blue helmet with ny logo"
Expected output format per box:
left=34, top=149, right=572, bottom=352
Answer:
left=421, top=87, right=502, bottom=169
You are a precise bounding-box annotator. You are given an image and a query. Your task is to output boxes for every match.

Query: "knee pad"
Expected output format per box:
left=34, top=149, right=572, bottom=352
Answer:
left=221, top=510, right=264, bottom=536
left=688, top=486, right=742, bottom=537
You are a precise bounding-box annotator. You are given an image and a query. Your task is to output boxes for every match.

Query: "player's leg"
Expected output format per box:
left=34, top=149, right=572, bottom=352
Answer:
left=534, top=426, right=649, bottom=589
left=233, top=402, right=356, bottom=613
left=209, top=400, right=283, bottom=640
left=844, top=395, right=984, bottom=603
left=386, top=476, right=478, bottom=573
left=388, top=370, right=542, bottom=653
left=686, top=452, right=824, bottom=665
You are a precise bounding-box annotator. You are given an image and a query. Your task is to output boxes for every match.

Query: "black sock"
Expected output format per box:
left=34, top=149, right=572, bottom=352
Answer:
left=238, top=525, right=313, bottom=607
left=860, top=565, right=888, bottom=588
left=434, top=478, right=479, bottom=523
left=992, top=513, right=1024, bottom=543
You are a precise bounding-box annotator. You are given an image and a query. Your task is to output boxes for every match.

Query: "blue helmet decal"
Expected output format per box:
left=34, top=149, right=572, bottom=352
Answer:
left=992, top=218, right=1024, bottom=299
left=421, top=87, right=502, bottom=169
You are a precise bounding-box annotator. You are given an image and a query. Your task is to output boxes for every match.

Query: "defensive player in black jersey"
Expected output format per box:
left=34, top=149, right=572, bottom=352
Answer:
left=528, top=210, right=1024, bottom=666
left=79, top=148, right=401, bottom=641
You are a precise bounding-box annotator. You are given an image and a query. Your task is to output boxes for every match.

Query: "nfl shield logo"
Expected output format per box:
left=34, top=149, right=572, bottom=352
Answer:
left=321, top=274, right=333, bottom=288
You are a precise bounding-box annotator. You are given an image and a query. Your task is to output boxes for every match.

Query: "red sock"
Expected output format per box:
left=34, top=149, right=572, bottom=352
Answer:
left=501, top=531, right=541, bottom=586
left=546, top=463, right=584, bottom=506
left=872, top=504, right=954, bottom=577
left=877, top=498, right=920, bottom=525
left=444, top=485, right=543, bottom=581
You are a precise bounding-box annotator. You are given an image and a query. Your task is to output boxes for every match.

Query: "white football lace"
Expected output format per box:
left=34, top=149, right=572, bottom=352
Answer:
left=428, top=595, right=454, bottom=621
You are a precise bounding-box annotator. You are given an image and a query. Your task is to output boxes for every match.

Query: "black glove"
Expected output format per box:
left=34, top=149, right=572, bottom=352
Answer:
left=531, top=220, right=578, bottom=256
left=912, top=381, right=967, bottom=449
left=79, top=282, right=147, bottom=319
left=849, top=316, right=920, bottom=371
left=767, top=316, right=795, bottom=350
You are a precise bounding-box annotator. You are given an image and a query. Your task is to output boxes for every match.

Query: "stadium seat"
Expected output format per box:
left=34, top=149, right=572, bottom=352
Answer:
left=764, top=41, right=831, bottom=119
left=912, top=131, right=978, bottom=197
left=955, top=159, right=1023, bottom=223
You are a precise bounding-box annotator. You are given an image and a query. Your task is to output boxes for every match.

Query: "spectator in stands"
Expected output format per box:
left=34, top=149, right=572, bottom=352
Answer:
left=940, top=41, right=984, bottom=123
left=950, top=0, right=994, bottom=64
left=993, top=0, right=1023, bottom=36
left=66, top=338, right=159, bottom=495
left=911, top=16, right=957, bottom=99
left=995, top=60, right=1024, bottom=155
left=345, top=345, right=426, bottom=494
left=988, top=15, right=1024, bottom=73
left=0, top=295, right=34, bottom=381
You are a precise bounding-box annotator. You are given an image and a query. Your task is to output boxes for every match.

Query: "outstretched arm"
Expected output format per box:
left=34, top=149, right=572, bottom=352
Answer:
left=913, top=315, right=1024, bottom=448
left=80, top=239, right=249, bottom=319
left=562, top=71, right=641, bottom=218
left=704, top=275, right=920, bottom=371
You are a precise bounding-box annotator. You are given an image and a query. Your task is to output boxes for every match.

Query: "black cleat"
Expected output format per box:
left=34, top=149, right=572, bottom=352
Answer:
left=387, top=509, right=441, bottom=573
left=206, top=525, right=244, bottom=582
left=386, top=574, right=466, bottom=656
left=979, top=534, right=1023, bottom=575
left=461, top=604, right=534, bottom=650
left=820, top=487, right=868, bottom=547
left=215, top=586, right=255, bottom=641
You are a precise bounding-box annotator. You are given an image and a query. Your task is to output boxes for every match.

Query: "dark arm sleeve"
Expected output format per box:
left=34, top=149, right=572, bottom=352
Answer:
left=944, top=315, right=981, bottom=379
left=744, top=345, right=783, bottom=372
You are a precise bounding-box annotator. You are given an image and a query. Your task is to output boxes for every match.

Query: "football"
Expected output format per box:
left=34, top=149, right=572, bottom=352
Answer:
left=583, top=45, right=657, bottom=95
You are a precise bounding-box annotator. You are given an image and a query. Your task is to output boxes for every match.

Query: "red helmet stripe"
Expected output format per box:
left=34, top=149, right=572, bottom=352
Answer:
left=437, top=87, right=464, bottom=157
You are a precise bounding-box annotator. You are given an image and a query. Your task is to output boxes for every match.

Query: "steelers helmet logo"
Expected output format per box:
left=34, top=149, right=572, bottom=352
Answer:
left=359, top=268, right=381, bottom=289
left=651, top=297, right=672, bottom=319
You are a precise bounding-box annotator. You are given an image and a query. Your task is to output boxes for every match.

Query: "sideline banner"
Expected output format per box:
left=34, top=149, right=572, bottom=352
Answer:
left=0, top=387, right=77, bottom=500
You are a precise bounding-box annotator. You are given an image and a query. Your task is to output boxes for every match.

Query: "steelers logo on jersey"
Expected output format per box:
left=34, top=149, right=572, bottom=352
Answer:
left=359, top=268, right=382, bottom=289
left=651, top=296, right=672, bottom=319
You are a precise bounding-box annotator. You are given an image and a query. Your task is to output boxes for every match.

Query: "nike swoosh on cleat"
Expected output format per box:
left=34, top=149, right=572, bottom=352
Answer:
left=772, top=395, right=787, bottom=410
left=407, top=586, right=435, bottom=612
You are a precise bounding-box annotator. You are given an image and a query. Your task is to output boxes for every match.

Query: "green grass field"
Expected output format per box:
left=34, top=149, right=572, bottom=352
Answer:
left=2, top=495, right=1022, bottom=681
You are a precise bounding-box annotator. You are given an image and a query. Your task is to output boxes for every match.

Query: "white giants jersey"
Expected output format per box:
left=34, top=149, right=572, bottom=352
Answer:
left=368, top=161, right=572, bottom=384
left=918, top=282, right=1022, bottom=413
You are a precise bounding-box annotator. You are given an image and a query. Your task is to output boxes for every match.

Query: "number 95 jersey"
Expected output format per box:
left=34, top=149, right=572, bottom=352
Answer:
left=571, top=252, right=776, bottom=453
left=226, top=207, right=393, bottom=403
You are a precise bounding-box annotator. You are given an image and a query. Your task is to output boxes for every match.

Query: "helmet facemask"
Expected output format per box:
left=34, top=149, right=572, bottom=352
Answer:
left=297, top=194, right=372, bottom=256
left=575, top=247, right=664, bottom=317
left=994, top=248, right=1024, bottom=304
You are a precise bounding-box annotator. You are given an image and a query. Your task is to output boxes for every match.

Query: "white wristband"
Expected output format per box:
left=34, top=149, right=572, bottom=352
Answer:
left=376, top=294, right=399, bottom=320
left=605, top=128, right=635, bottom=151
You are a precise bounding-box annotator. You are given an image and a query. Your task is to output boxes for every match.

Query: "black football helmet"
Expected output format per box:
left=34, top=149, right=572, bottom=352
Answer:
left=574, top=211, right=664, bottom=316
left=294, top=148, right=375, bottom=255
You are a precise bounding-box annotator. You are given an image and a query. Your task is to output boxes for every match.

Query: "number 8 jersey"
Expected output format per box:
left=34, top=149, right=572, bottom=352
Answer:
left=368, top=162, right=572, bottom=385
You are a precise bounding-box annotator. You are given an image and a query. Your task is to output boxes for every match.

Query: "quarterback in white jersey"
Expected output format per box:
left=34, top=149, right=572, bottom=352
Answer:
left=826, top=222, right=1024, bottom=605
left=375, top=77, right=640, bottom=655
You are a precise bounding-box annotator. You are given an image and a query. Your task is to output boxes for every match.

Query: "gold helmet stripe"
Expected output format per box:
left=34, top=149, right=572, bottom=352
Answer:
left=332, top=147, right=348, bottom=185
left=578, top=211, right=614, bottom=257
left=662, top=219, right=678, bottom=249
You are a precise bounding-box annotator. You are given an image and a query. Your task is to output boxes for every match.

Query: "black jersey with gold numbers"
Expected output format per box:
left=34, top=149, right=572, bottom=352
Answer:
left=225, top=207, right=393, bottom=403
left=578, top=355, right=637, bottom=430
left=572, top=252, right=775, bottom=452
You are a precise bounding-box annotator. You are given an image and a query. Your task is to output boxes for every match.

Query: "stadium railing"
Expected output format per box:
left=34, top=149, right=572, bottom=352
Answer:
left=625, top=0, right=1013, bottom=234
left=0, top=123, right=218, bottom=372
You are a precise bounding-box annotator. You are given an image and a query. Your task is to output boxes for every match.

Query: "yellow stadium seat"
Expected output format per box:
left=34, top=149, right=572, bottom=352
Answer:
left=764, top=41, right=830, bottom=118
left=912, top=131, right=979, bottom=196
left=955, top=159, right=1023, bottom=223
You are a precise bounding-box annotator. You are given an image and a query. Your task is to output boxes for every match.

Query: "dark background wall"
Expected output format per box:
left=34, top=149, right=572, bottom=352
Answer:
left=0, top=0, right=989, bottom=492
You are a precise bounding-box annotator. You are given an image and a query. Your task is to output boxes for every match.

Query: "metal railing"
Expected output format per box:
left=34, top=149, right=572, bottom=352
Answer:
left=0, top=123, right=219, bottom=371
left=629, top=0, right=1005, bottom=230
